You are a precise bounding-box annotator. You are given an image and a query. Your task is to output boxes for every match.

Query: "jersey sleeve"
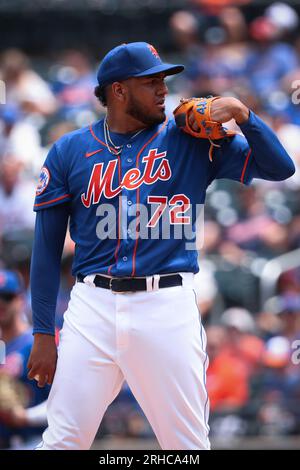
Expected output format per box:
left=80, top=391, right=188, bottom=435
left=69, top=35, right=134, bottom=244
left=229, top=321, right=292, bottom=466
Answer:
left=33, top=143, right=72, bottom=211
left=207, top=133, right=253, bottom=187
left=206, top=110, right=295, bottom=187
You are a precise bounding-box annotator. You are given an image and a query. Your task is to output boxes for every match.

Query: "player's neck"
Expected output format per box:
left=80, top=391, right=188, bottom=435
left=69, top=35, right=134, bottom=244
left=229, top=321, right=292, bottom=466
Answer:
left=106, top=111, right=146, bottom=134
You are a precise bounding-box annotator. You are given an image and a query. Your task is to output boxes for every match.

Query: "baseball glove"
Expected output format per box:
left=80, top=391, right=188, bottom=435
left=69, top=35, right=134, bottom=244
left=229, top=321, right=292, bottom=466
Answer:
left=173, top=96, right=236, bottom=161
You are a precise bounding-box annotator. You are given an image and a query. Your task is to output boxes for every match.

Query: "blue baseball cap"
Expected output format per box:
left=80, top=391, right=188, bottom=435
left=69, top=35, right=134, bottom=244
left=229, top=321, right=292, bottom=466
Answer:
left=97, top=42, right=184, bottom=88
left=0, top=270, right=23, bottom=295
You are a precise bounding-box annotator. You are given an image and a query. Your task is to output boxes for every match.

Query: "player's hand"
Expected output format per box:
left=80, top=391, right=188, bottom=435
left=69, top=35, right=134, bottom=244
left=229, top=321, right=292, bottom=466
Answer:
left=27, top=333, right=57, bottom=388
left=210, top=97, right=249, bottom=124
left=187, top=96, right=249, bottom=131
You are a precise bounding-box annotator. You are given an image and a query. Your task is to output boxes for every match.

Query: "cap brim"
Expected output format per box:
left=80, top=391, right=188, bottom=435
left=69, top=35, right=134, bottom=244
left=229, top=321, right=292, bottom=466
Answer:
left=98, top=63, right=184, bottom=88
left=133, top=63, right=184, bottom=78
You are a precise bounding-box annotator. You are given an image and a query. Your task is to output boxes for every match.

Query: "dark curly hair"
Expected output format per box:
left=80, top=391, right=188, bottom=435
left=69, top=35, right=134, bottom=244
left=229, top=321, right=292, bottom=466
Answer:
left=94, top=85, right=107, bottom=107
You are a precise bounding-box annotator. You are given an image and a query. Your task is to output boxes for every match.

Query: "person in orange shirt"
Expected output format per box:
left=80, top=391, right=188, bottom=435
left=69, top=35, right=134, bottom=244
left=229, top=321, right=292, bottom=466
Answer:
left=206, top=325, right=249, bottom=412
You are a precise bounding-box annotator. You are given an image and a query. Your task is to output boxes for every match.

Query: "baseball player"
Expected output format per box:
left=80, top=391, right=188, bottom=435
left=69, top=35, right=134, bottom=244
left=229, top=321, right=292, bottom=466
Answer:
left=27, top=42, right=295, bottom=450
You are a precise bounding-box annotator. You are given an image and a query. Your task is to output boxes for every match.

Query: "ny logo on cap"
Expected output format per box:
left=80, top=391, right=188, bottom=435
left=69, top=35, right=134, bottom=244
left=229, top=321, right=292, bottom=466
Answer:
left=148, top=44, right=160, bottom=59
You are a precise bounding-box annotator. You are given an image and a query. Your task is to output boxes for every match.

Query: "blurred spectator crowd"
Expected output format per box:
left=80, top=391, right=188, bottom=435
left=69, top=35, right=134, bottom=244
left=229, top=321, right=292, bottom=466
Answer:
left=0, top=0, right=300, bottom=448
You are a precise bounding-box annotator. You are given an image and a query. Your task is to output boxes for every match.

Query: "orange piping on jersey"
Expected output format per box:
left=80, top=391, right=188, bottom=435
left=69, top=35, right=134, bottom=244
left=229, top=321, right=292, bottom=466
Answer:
left=89, top=122, right=122, bottom=275
left=107, top=155, right=122, bottom=276
left=34, top=194, right=71, bottom=207
left=89, top=124, right=107, bottom=148
left=240, top=149, right=252, bottom=184
left=131, top=117, right=169, bottom=277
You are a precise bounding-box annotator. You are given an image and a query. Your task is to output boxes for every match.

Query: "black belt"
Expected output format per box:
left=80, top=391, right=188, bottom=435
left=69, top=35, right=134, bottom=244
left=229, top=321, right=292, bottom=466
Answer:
left=77, top=273, right=182, bottom=293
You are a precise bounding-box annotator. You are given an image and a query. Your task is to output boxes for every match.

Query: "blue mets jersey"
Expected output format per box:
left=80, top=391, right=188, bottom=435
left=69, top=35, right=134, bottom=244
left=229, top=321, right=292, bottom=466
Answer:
left=31, top=111, right=295, bottom=335
left=33, top=111, right=294, bottom=279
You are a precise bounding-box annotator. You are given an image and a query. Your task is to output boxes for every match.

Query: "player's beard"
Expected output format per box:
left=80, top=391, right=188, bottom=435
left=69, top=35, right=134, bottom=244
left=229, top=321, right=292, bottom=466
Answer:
left=126, top=94, right=166, bottom=127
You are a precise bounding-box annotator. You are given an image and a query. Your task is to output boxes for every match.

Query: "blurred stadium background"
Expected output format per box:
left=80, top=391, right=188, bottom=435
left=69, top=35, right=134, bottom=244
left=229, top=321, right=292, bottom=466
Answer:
left=1, top=0, right=300, bottom=450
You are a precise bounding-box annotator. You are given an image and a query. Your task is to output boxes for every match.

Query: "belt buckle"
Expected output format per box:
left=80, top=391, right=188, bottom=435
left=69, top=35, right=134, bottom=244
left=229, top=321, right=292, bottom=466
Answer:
left=109, top=277, right=116, bottom=293
left=109, top=277, right=126, bottom=294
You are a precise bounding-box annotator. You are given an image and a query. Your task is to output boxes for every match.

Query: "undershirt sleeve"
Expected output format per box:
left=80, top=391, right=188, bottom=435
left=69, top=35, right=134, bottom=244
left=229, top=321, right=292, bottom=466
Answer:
left=30, top=203, right=70, bottom=335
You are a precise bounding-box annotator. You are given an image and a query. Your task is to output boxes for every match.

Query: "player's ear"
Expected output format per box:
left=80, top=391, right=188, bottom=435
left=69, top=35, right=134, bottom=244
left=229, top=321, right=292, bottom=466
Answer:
left=111, top=81, right=127, bottom=103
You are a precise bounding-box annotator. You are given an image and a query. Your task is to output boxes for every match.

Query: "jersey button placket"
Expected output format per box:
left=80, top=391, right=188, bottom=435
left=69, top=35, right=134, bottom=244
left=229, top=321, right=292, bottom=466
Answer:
left=116, top=147, right=136, bottom=270
left=115, top=146, right=132, bottom=354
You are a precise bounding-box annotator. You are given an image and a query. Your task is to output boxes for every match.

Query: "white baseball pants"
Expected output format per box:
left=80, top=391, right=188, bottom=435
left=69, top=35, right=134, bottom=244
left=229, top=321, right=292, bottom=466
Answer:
left=36, top=273, right=210, bottom=450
